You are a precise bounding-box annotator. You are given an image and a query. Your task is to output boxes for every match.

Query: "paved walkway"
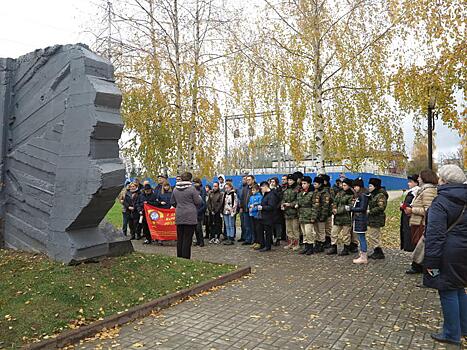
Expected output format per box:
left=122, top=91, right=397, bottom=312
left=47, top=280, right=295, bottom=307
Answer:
left=77, top=241, right=457, bottom=350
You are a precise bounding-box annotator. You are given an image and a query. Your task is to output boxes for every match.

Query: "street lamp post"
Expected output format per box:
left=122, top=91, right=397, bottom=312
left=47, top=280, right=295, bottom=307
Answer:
left=427, top=94, right=436, bottom=170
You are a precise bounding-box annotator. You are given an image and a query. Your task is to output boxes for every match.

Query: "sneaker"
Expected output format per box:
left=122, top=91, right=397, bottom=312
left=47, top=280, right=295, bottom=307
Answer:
left=223, top=240, right=234, bottom=245
left=143, top=239, right=152, bottom=245
left=237, top=238, right=245, bottom=242
left=242, top=241, right=252, bottom=245
left=209, top=238, right=215, bottom=244
left=253, top=243, right=262, bottom=250
left=214, top=238, right=220, bottom=244
left=259, top=247, right=271, bottom=252
left=353, top=252, right=368, bottom=264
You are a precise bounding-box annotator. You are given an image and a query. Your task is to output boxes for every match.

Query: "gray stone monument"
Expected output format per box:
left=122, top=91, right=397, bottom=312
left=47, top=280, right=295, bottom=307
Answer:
left=0, top=44, right=133, bottom=263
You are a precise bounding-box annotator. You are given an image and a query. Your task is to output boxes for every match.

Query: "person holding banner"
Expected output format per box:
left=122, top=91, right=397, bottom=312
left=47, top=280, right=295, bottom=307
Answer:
left=137, top=184, right=159, bottom=244
left=171, top=172, right=201, bottom=259
left=156, top=180, right=173, bottom=209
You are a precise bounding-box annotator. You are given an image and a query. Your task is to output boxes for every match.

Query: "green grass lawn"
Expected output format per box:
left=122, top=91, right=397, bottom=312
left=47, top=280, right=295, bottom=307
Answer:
left=105, top=201, right=123, bottom=228
left=382, top=196, right=404, bottom=249
left=0, top=250, right=235, bottom=349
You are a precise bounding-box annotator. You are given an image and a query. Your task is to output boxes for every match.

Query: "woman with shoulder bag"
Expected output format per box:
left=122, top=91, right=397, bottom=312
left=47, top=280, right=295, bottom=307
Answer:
left=405, top=169, right=438, bottom=274
left=423, top=164, right=467, bottom=346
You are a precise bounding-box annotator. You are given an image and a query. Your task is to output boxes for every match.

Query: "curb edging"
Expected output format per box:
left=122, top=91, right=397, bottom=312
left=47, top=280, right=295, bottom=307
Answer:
left=24, top=266, right=251, bottom=349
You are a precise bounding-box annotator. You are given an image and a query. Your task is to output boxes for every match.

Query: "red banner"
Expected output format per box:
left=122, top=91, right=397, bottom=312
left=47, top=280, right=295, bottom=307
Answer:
left=144, top=204, right=177, bottom=241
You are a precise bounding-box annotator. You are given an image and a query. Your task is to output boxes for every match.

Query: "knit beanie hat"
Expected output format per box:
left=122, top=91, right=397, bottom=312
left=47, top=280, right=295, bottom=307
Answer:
left=353, top=177, right=364, bottom=188
left=313, top=176, right=324, bottom=185
left=407, top=174, right=419, bottom=184
left=302, top=176, right=312, bottom=184
left=369, top=178, right=382, bottom=189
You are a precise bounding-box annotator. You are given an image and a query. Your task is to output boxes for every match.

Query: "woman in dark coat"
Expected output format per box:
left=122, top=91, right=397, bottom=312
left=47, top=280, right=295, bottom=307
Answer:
left=258, top=181, right=281, bottom=252
left=269, top=177, right=284, bottom=245
left=124, top=182, right=140, bottom=240
left=423, top=165, right=467, bottom=346
left=400, top=175, right=419, bottom=251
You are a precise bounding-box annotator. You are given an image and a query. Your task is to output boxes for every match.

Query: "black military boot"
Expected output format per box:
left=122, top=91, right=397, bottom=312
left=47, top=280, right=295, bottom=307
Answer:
left=299, top=243, right=309, bottom=255
left=338, top=245, right=350, bottom=256
left=314, top=241, right=325, bottom=253
left=349, top=242, right=359, bottom=253
left=326, top=244, right=337, bottom=255
left=373, top=247, right=385, bottom=259
left=306, top=243, right=314, bottom=255
left=323, top=236, right=331, bottom=249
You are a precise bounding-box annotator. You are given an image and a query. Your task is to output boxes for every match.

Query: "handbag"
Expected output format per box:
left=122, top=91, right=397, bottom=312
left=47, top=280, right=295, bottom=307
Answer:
left=411, top=224, right=425, bottom=246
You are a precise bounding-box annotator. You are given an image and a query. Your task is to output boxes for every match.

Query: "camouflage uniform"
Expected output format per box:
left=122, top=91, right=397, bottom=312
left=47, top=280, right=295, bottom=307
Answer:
left=323, top=186, right=334, bottom=245
left=331, top=189, right=353, bottom=246
left=297, top=190, right=314, bottom=244
left=281, top=186, right=299, bottom=242
left=367, top=188, right=388, bottom=248
left=311, top=188, right=331, bottom=244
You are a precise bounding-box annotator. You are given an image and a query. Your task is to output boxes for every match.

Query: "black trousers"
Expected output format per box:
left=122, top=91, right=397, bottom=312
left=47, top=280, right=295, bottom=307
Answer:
left=263, top=224, right=273, bottom=250
left=142, top=218, right=152, bottom=242
left=252, top=218, right=264, bottom=246
left=195, top=220, right=204, bottom=245
left=129, top=215, right=139, bottom=238
left=273, top=223, right=282, bottom=241
left=204, top=215, right=211, bottom=238
left=210, top=214, right=222, bottom=239
left=177, top=224, right=196, bottom=259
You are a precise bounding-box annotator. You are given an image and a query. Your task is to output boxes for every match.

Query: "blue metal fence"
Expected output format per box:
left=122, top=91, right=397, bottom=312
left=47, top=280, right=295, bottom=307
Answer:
left=127, top=172, right=408, bottom=191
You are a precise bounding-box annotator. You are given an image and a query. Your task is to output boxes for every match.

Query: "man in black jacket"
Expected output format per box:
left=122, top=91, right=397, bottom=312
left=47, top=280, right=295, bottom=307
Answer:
left=258, top=181, right=280, bottom=252
left=137, top=184, right=159, bottom=244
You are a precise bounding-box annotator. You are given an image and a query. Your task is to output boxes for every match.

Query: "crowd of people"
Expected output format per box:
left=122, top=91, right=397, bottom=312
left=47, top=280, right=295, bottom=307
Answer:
left=118, top=164, right=467, bottom=346
left=119, top=170, right=392, bottom=263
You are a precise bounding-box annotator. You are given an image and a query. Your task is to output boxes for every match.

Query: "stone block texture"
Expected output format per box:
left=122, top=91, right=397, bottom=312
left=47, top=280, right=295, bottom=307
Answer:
left=0, top=44, right=132, bottom=263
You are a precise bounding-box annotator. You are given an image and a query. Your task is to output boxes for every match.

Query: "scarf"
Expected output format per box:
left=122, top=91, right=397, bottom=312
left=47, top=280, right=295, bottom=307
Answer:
left=175, top=181, right=192, bottom=190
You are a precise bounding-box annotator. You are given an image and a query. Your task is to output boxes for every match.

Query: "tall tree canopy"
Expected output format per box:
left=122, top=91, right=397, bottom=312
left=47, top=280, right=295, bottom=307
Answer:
left=91, top=0, right=465, bottom=176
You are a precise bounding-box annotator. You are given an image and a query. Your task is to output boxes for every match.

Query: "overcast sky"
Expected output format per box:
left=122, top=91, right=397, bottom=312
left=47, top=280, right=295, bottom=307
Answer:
left=0, top=0, right=462, bottom=160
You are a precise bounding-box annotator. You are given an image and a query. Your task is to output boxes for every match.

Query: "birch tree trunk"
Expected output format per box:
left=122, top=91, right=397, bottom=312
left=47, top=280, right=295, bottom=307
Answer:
left=172, top=0, right=183, bottom=172
left=188, top=0, right=201, bottom=171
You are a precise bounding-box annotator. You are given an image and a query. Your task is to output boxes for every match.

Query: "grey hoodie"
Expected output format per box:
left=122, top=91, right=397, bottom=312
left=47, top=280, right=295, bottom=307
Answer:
left=171, top=181, right=202, bottom=225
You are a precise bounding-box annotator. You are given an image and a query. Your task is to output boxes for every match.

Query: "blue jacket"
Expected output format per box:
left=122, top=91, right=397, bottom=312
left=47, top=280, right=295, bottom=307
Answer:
left=350, top=189, right=370, bottom=233
left=423, top=183, right=467, bottom=290
left=248, top=192, right=263, bottom=218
